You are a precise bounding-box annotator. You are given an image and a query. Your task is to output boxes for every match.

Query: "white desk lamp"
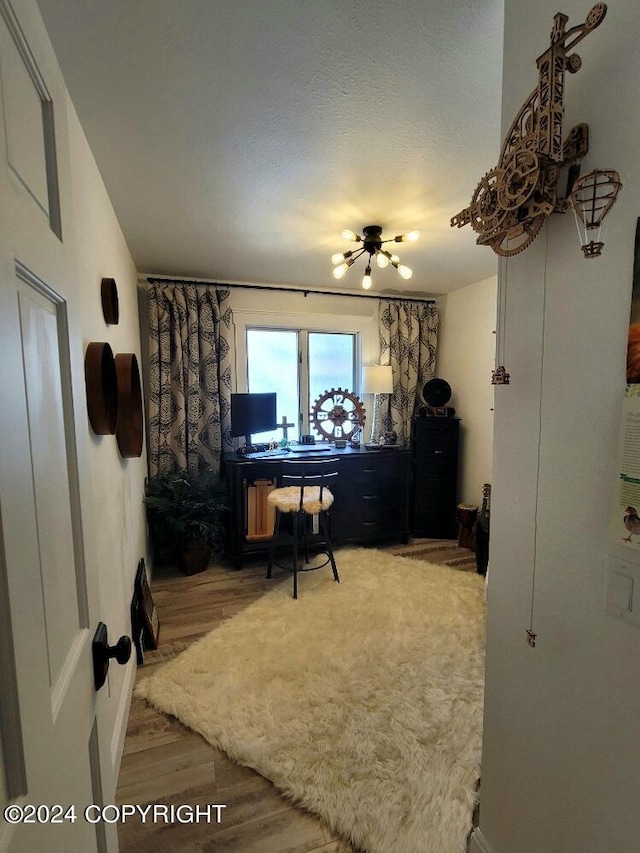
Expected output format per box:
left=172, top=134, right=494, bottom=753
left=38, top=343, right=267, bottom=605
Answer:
left=363, top=365, right=393, bottom=443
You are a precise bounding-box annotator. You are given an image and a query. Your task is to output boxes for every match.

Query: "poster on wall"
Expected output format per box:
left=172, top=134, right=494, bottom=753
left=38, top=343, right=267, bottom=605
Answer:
left=611, top=219, right=640, bottom=548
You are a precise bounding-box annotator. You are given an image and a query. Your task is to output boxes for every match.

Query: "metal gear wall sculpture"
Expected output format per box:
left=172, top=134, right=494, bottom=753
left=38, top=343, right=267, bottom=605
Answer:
left=451, top=3, right=607, bottom=257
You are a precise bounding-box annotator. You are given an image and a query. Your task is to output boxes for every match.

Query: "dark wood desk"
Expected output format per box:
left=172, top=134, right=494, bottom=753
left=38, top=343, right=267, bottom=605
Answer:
left=223, top=446, right=411, bottom=567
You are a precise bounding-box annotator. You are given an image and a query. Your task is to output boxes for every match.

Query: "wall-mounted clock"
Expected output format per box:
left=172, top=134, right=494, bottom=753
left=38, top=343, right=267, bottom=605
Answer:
left=451, top=3, right=607, bottom=257
left=311, top=388, right=366, bottom=441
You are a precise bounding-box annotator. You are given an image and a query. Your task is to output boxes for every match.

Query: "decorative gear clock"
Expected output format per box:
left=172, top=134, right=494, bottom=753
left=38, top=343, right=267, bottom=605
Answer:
left=451, top=3, right=607, bottom=257
left=311, top=388, right=366, bottom=441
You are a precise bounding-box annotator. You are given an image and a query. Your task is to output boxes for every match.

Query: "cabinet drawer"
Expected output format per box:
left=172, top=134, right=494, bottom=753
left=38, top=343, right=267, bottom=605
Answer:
left=413, top=419, right=459, bottom=436
left=413, top=450, right=458, bottom=471
left=413, top=474, right=458, bottom=494
left=413, top=425, right=458, bottom=444
left=343, top=455, right=407, bottom=487
left=352, top=493, right=404, bottom=522
left=345, top=516, right=405, bottom=541
left=412, top=518, right=457, bottom=539
left=412, top=503, right=457, bottom=536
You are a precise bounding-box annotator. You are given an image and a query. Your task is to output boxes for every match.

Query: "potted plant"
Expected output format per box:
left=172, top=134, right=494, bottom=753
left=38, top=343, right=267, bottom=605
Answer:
left=144, top=468, right=228, bottom=575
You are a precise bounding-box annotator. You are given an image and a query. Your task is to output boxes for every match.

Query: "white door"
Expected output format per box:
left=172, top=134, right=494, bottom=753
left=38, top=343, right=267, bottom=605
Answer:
left=0, top=265, right=107, bottom=853
left=0, top=3, right=114, bottom=850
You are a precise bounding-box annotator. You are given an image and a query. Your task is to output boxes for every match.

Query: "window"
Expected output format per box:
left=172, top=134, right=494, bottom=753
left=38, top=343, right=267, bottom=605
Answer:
left=246, top=328, right=357, bottom=444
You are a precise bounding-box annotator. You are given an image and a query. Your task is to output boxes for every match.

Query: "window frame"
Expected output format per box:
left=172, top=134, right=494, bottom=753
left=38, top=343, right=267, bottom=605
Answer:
left=244, top=325, right=360, bottom=436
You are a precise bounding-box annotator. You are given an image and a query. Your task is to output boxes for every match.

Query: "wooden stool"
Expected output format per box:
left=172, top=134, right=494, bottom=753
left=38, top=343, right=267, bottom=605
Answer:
left=457, top=503, right=478, bottom=550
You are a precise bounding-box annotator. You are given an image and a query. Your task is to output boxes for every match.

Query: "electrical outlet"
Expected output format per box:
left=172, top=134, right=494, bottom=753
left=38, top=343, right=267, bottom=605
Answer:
left=605, top=556, right=640, bottom=627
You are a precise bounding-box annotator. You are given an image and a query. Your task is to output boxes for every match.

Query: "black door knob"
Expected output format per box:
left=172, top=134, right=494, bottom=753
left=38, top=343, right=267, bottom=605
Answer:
left=92, top=622, right=132, bottom=690
left=109, top=635, right=132, bottom=665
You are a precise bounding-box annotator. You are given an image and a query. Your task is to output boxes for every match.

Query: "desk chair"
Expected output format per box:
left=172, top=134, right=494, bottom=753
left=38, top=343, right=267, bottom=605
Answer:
left=266, top=458, right=339, bottom=598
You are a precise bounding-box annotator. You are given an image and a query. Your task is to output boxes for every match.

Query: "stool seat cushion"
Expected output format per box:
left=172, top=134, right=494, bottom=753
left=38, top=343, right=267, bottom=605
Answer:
left=268, top=485, right=334, bottom=515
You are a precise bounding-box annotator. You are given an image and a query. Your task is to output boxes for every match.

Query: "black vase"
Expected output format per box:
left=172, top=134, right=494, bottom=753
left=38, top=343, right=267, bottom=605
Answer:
left=179, top=541, right=211, bottom=575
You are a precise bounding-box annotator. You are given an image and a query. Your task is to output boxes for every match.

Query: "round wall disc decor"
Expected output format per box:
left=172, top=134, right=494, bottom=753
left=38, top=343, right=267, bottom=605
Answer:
left=115, top=353, right=144, bottom=457
left=101, top=277, right=119, bottom=325
left=84, top=342, right=118, bottom=435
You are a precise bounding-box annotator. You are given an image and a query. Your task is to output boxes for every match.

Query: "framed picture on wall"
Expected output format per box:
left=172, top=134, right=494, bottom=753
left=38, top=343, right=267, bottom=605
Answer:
left=130, top=594, right=145, bottom=665
left=134, top=558, right=160, bottom=650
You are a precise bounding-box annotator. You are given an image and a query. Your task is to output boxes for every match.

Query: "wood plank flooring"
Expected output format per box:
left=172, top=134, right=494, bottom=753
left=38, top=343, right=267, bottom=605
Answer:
left=116, top=555, right=358, bottom=853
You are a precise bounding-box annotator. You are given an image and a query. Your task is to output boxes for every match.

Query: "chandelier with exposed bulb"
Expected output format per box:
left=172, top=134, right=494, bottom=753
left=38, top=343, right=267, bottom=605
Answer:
left=331, top=225, right=419, bottom=289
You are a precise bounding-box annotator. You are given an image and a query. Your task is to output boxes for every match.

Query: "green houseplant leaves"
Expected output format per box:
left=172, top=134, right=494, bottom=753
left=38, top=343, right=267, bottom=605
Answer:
left=144, top=468, right=228, bottom=573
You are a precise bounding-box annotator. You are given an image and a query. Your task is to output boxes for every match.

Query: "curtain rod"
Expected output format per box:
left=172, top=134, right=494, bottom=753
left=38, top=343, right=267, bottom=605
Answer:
left=145, top=276, right=436, bottom=304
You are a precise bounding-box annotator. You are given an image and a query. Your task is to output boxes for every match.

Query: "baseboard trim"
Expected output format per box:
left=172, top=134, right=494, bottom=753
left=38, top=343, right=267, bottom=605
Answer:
left=469, top=827, right=499, bottom=853
left=110, top=658, right=136, bottom=771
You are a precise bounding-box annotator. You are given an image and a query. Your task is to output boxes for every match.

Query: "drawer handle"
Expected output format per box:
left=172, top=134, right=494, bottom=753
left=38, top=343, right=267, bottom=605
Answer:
left=362, top=468, right=378, bottom=474
left=434, top=451, right=444, bottom=457
left=363, top=494, right=379, bottom=500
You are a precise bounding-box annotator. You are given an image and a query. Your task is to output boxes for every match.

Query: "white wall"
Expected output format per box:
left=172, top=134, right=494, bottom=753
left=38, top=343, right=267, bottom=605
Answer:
left=0, top=0, right=147, bottom=812
left=437, top=276, right=496, bottom=506
left=474, top=3, right=640, bottom=852
left=66, top=105, right=148, bottom=779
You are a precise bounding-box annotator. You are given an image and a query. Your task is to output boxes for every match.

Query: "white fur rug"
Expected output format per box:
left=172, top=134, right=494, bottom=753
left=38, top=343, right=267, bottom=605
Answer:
left=136, top=547, right=486, bottom=853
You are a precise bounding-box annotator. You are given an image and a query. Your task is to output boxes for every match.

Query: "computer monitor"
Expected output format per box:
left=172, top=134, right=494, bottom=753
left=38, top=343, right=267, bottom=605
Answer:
left=230, top=392, right=277, bottom=449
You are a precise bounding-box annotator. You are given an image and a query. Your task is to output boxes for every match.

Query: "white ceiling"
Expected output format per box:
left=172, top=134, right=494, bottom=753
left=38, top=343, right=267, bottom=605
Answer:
left=36, top=0, right=504, bottom=296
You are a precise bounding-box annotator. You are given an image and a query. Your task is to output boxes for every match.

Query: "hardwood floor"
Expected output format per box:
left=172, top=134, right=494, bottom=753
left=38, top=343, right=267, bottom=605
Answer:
left=116, top=539, right=477, bottom=852
left=116, top=556, right=359, bottom=853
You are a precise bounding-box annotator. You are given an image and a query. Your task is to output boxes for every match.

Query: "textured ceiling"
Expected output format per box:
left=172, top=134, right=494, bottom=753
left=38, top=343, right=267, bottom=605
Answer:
left=36, top=0, right=504, bottom=295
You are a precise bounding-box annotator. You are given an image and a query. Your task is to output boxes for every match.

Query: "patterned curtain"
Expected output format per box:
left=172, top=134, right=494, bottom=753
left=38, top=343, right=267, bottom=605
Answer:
left=147, top=283, right=234, bottom=475
left=378, top=299, right=439, bottom=445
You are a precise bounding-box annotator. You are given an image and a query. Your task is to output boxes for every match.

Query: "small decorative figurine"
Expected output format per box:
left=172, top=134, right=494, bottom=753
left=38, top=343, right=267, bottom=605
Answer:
left=491, top=365, right=511, bottom=386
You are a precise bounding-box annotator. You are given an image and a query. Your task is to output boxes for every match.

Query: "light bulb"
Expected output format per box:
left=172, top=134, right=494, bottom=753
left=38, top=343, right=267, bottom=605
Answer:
left=333, top=263, right=348, bottom=279
left=341, top=229, right=361, bottom=242
left=397, top=264, right=413, bottom=280
left=362, top=265, right=372, bottom=289
left=331, top=250, right=353, bottom=265
left=376, top=251, right=389, bottom=268
left=333, top=258, right=354, bottom=279
left=394, top=230, right=419, bottom=242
